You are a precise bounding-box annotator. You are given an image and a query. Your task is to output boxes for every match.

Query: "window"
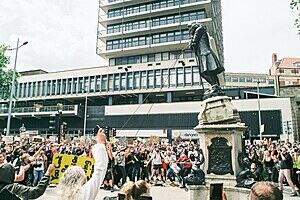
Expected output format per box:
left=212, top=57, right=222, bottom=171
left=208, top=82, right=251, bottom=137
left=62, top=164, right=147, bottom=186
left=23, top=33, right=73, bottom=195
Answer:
left=190, top=12, right=197, bottom=21
left=140, top=5, right=146, bottom=12
left=155, top=53, right=161, bottom=61
left=78, top=78, right=83, bottom=93
left=167, top=32, right=175, bottom=42
left=167, top=15, right=174, bottom=24
left=193, top=67, right=200, bottom=85
left=293, top=62, right=300, bottom=68
left=152, top=34, right=160, bottom=44
left=139, top=36, right=146, bottom=46
left=127, top=73, right=133, bottom=90
left=90, top=77, right=95, bottom=92
left=132, top=38, right=139, bottom=47
left=133, top=72, right=140, bottom=89
left=47, top=80, right=51, bottom=95
left=51, top=81, right=55, bottom=95
left=160, top=1, right=167, bottom=8
left=239, top=77, right=245, bottom=82
left=132, top=21, right=139, bottom=30
left=246, top=77, right=252, bottom=82
left=109, top=58, right=116, bottom=66
left=268, top=79, right=275, bottom=84
left=108, top=75, right=114, bottom=91
left=184, top=49, right=193, bottom=58
left=57, top=80, right=61, bottom=94
left=148, top=71, right=154, bottom=88
left=114, top=74, right=120, bottom=91
left=42, top=81, right=47, bottom=96
left=96, top=76, right=101, bottom=92
left=140, top=20, right=146, bottom=29
left=155, top=70, right=161, bottom=88
left=175, top=31, right=181, bottom=41
left=160, top=17, right=167, bottom=25
left=170, top=68, right=176, bottom=87
left=84, top=77, right=89, bottom=93
left=177, top=68, right=184, bottom=86
left=120, top=73, right=126, bottom=90
left=259, top=78, right=266, bottom=83
left=142, top=55, right=148, bottom=63
left=162, top=52, right=169, bottom=60
left=67, top=78, right=72, bottom=94
left=148, top=54, right=155, bottom=62
left=160, top=33, right=167, bottom=43
left=107, top=41, right=113, bottom=50
left=174, top=14, right=180, bottom=23
left=232, top=77, right=238, bottom=82
left=101, top=75, right=107, bottom=91
left=162, top=69, right=168, bottom=87
left=37, top=81, right=42, bottom=96
left=185, top=67, right=192, bottom=86
left=225, top=76, right=231, bottom=82
left=182, top=13, right=189, bottom=22
left=141, top=71, right=147, bottom=89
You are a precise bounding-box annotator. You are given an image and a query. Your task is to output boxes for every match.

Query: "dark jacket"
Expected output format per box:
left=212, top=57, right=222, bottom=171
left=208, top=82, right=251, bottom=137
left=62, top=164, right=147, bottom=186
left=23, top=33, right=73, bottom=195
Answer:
left=280, top=152, right=293, bottom=169
left=0, top=163, right=49, bottom=200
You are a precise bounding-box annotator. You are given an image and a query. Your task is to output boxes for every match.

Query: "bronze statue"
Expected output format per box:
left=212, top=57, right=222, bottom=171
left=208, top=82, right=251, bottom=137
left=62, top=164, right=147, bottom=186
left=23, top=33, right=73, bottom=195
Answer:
left=189, top=23, right=225, bottom=99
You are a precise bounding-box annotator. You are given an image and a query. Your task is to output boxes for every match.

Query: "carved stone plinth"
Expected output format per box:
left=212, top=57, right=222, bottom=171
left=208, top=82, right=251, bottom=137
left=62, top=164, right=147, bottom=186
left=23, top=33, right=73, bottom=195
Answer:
left=194, top=96, right=246, bottom=187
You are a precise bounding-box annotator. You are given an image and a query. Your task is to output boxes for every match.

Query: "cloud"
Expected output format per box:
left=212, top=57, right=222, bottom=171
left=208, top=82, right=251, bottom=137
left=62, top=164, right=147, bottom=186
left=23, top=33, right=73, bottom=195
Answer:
left=0, top=0, right=105, bottom=72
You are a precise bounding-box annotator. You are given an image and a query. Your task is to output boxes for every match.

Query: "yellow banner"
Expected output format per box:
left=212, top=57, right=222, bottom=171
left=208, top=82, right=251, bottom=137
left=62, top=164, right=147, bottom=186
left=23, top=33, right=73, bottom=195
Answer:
left=50, top=154, right=95, bottom=184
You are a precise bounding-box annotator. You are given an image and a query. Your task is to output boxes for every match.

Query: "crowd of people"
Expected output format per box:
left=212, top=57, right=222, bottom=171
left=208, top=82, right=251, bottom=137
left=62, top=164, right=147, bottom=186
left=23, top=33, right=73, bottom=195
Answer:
left=0, top=130, right=300, bottom=199
left=239, top=138, right=300, bottom=197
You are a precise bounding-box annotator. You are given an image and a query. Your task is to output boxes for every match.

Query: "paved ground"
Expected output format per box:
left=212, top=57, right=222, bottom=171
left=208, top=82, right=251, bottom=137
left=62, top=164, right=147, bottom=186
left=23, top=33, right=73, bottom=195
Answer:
left=37, top=185, right=298, bottom=200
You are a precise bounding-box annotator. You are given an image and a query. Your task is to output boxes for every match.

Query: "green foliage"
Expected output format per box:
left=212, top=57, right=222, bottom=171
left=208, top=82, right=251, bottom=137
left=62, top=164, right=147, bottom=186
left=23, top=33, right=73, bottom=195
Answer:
left=0, top=45, right=13, bottom=100
left=291, top=0, right=300, bottom=34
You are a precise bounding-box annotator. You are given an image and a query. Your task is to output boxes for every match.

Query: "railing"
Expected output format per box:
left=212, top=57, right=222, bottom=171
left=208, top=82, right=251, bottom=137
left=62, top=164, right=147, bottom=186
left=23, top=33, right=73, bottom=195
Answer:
left=0, top=105, right=77, bottom=114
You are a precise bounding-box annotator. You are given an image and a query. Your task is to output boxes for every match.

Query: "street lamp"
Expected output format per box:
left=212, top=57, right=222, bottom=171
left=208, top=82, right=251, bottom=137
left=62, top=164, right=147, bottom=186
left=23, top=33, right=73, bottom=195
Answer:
left=6, top=38, right=28, bottom=135
left=257, top=81, right=262, bottom=140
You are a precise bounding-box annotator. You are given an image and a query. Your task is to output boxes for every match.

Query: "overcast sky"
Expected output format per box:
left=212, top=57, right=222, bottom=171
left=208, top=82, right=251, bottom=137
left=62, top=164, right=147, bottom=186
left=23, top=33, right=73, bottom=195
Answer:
left=0, top=0, right=299, bottom=73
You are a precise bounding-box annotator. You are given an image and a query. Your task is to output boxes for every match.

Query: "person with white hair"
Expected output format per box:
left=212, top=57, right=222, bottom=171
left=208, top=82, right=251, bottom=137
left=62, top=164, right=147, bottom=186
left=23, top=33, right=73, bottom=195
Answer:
left=58, top=128, right=109, bottom=200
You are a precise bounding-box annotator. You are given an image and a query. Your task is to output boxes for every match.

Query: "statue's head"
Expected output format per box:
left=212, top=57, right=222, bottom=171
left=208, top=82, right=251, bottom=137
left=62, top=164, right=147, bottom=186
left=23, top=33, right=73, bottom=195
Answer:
left=188, top=23, right=206, bottom=36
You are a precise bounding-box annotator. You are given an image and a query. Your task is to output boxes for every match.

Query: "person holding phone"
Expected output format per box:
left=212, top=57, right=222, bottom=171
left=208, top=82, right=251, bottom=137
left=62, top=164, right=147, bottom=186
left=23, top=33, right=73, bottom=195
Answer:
left=58, top=128, right=109, bottom=200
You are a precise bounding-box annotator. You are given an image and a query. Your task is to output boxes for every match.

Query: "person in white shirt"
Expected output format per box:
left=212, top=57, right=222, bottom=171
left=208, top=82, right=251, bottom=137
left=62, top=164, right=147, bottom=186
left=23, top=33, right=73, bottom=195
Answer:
left=58, top=128, right=109, bottom=200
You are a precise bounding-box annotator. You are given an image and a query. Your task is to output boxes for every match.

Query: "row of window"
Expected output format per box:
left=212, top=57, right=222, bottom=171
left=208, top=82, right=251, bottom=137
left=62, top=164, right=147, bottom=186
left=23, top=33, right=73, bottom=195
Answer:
left=106, top=30, right=189, bottom=50
left=109, top=50, right=195, bottom=66
left=108, top=0, right=204, bottom=18
left=278, top=68, right=299, bottom=75
left=293, top=62, right=300, bottom=68
left=106, top=10, right=206, bottom=34
left=16, top=67, right=201, bottom=98
left=225, top=76, right=275, bottom=84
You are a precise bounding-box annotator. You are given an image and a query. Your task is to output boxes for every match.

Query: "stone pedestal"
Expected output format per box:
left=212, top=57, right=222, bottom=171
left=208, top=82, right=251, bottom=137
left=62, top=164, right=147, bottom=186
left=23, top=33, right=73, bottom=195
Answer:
left=194, top=96, right=246, bottom=187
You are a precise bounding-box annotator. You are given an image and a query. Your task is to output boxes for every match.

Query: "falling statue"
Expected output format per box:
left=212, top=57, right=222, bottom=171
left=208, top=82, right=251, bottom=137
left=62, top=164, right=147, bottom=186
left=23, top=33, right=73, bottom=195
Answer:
left=189, top=23, right=225, bottom=99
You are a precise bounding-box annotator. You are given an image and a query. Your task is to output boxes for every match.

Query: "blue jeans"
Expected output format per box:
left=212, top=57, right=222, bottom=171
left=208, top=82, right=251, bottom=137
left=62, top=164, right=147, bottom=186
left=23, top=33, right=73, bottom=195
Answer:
left=33, top=170, right=44, bottom=186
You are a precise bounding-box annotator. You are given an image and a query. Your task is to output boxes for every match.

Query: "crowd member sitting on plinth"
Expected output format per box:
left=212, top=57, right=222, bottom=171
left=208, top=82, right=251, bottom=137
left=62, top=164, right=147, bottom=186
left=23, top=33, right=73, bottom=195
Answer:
left=249, top=182, right=283, bottom=200
left=58, top=128, right=108, bottom=200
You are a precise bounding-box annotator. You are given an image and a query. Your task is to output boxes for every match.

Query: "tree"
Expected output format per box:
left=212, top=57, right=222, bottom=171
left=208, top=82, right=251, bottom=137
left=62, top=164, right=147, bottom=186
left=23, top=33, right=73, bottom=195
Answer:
left=291, top=0, right=300, bottom=34
left=0, top=45, right=14, bottom=100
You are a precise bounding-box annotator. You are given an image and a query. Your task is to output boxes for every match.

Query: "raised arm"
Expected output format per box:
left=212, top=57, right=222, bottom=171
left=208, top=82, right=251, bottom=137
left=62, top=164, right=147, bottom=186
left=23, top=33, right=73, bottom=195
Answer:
left=78, top=130, right=108, bottom=200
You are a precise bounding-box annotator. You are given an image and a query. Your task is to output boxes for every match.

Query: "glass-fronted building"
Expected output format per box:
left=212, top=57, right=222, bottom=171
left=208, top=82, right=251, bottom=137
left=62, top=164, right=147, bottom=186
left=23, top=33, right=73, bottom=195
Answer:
left=0, top=0, right=293, bottom=141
